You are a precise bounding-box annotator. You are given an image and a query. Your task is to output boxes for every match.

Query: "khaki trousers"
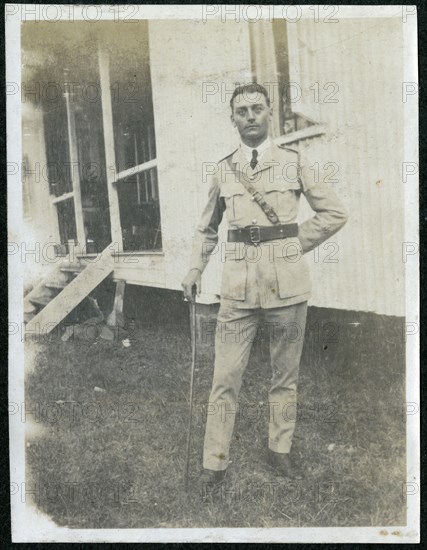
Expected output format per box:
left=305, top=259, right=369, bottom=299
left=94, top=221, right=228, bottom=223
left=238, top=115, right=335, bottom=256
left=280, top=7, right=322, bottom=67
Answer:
left=203, top=300, right=308, bottom=471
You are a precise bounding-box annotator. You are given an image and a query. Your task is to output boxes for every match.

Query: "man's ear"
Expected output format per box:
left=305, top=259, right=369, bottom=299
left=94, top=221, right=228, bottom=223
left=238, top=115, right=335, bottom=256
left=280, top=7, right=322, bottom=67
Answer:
left=230, top=113, right=236, bottom=127
left=269, top=107, right=273, bottom=121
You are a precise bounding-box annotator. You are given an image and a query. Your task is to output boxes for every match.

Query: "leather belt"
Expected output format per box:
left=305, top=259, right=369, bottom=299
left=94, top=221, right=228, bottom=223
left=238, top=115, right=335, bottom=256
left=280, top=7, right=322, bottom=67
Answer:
left=228, top=223, right=298, bottom=245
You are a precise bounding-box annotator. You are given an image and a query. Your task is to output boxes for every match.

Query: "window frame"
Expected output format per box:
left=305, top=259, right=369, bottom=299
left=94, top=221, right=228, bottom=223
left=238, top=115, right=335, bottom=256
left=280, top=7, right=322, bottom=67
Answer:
left=286, top=22, right=322, bottom=124
left=47, top=88, right=85, bottom=253
left=98, top=41, right=160, bottom=253
left=48, top=41, right=160, bottom=256
left=251, top=20, right=325, bottom=141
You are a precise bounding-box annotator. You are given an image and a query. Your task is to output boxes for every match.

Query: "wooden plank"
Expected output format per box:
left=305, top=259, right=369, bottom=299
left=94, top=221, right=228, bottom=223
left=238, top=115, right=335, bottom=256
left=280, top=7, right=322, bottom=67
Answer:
left=51, top=191, right=74, bottom=205
left=115, top=158, right=157, bottom=183
left=26, top=249, right=114, bottom=335
left=45, top=282, right=68, bottom=290
left=274, top=124, right=326, bottom=146
left=30, top=295, right=51, bottom=307
left=286, top=22, right=321, bottom=123
left=23, top=265, right=63, bottom=310
left=249, top=20, right=281, bottom=138
left=106, top=280, right=126, bottom=327
left=98, top=47, right=123, bottom=249
left=64, top=91, right=86, bottom=248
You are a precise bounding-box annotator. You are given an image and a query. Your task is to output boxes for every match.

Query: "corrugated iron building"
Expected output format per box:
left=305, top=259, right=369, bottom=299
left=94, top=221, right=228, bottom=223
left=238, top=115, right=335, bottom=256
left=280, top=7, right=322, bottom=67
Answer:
left=22, top=16, right=406, bottom=323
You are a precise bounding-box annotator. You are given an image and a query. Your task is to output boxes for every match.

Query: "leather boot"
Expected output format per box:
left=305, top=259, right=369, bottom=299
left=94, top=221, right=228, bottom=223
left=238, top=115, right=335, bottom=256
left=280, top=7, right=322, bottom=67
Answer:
left=199, top=468, right=227, bottom=485
left=199, top=468, right=227, bottom=500
left=267, top=449, right=304, bottom=480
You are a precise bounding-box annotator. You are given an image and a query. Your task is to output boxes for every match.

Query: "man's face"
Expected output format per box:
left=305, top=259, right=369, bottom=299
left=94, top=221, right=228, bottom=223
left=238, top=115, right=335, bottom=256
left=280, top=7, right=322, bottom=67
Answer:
left=231, top=92, right=272, bottom=145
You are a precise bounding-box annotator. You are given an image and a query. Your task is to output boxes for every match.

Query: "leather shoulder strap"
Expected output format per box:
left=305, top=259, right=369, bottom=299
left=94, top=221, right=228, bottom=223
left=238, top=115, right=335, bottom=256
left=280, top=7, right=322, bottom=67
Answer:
left=218, top=149, right=238, bottom=164
left=225, top=157, right=281, bottom=226
left=277, top=144, right=299, bottom=154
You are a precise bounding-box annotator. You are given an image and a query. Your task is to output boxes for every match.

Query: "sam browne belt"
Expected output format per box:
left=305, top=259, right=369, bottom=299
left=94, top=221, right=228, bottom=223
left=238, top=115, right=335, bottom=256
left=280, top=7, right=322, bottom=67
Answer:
left=228, top=223, right=299, bottom=245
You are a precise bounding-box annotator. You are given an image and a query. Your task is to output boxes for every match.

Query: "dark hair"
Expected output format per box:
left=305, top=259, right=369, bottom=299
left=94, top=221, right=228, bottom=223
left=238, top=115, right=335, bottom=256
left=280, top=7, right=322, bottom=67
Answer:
left=230, top=83, right=270, bottom=111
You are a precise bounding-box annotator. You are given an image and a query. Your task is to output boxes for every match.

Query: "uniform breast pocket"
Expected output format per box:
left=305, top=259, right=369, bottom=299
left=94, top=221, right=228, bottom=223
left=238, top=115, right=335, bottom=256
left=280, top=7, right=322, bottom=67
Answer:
left=264, top=177, right=301, bottom=220
left=220, top=183, right=246, bottom=223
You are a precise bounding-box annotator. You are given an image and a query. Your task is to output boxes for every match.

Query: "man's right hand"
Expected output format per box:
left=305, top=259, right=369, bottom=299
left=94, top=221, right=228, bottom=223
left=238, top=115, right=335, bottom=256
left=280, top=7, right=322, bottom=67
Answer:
left=181, top=269, right=202, bottom=302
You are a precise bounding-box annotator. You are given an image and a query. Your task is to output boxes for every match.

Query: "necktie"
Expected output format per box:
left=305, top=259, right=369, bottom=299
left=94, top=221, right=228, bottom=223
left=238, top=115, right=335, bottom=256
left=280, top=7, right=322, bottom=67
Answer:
left=250, top=149, right=258, bottom=170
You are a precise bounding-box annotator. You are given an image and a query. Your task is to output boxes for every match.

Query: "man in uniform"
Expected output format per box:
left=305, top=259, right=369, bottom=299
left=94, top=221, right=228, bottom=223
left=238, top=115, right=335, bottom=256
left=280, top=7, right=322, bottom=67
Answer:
left=182, top=83, right=348, bottom=484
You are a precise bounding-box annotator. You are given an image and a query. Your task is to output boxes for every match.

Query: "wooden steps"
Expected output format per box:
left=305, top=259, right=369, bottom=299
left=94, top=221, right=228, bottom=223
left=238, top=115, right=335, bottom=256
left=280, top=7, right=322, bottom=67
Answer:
left=29, top=295, right=52, bottom=308
left=60, top=264, right=85, bottom=273
left=45, top=282, right=68, bottom=290
left=25, top=247, right=114, bottom=335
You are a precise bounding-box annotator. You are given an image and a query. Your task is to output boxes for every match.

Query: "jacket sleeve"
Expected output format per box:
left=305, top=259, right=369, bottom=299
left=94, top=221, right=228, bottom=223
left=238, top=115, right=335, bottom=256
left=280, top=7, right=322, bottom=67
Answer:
left=189, top=174, right=225, bottom=273
left=297, top=150, right=348, bottom=254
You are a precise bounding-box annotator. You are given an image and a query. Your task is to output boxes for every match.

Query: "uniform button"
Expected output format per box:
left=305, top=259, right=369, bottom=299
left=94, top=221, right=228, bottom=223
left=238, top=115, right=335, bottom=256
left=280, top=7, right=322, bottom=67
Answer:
left=281, top=188, right=286, bottom=192
left=249, top=176, right=255, bottom=181
left=252, top=219, right=258, bottom=224
left=250, top=196, right=255, bottom=201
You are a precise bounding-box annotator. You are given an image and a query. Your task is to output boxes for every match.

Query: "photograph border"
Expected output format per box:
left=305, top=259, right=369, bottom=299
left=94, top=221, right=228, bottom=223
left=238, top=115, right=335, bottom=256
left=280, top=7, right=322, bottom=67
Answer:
left=7, top=3, right=420, bottom=543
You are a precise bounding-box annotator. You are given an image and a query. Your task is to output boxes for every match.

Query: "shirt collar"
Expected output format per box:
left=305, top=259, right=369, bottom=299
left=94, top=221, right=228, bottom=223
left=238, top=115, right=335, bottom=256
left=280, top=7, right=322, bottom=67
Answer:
left=240, top=136, right=272, bottom=162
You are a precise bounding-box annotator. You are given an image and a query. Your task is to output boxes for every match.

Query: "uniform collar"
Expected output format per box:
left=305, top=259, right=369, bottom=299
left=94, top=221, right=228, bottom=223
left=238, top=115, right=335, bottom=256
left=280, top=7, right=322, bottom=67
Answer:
left=231, top=138, right=281, bottom=173
left=239, top=136, right=272, bottom=162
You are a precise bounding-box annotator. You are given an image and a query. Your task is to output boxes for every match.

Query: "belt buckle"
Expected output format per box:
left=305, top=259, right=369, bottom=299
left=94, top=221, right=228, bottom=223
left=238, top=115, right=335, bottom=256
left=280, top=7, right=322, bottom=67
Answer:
left=249, top=225, right=261, bottom=244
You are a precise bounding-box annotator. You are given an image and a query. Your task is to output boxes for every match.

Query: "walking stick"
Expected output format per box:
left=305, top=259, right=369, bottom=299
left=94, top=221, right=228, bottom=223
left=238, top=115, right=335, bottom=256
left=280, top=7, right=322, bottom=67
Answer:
left=184, top=284, right=197, bottom=491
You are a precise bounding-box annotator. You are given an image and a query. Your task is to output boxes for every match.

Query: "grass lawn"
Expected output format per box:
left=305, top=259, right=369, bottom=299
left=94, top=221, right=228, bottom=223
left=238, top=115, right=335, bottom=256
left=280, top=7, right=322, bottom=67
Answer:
left=25, top=300, right=406, bottom=528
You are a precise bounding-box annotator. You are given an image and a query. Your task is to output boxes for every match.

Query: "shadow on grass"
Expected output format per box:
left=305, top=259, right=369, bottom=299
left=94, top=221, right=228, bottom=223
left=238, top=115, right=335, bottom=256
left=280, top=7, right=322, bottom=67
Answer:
left=25, top=306, right=406, bottom=528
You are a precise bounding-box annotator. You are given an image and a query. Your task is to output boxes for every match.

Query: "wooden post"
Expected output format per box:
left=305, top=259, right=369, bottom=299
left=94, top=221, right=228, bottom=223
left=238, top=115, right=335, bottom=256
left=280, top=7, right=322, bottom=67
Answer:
left=107, top=280, right=126, bottom=328
left=64, top=91, right=86, bottom=249
left=98, top=47, right=124, bottom=251
left=249, top=20, right=281, bottom=138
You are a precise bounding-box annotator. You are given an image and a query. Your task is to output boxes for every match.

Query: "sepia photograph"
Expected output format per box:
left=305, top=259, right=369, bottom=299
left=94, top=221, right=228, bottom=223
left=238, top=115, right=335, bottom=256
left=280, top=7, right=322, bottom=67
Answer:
left=7, top=4, right=419, bottom=543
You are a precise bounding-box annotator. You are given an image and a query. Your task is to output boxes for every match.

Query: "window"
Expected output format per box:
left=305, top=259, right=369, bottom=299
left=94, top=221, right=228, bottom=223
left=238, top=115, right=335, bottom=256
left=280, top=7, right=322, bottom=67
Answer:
left=56, top=198, right=77, bottom=245
left=43, top=99, right=72, bottom=198
left=250, top=20, right=321, bottom=138
left=102, top=21, right=162, bottom=252
left=73, top=72, right=112, bottom=253
left=29, top=23, right=112, bottom=254
left=23, top=20, right=161, bottom=257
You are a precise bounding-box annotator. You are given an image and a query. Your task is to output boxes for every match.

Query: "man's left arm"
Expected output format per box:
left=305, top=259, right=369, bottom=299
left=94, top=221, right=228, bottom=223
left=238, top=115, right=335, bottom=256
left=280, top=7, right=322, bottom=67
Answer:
left=297, top=150, right=348, bottom=253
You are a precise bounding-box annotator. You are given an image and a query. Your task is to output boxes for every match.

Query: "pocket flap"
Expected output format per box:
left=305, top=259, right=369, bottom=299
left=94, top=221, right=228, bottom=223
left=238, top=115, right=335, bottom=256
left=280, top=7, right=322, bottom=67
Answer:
left=223, top=242, right=247, bottom=260
left=220, top=182, right=246, bottom=198
left=274, top=237, right=303, bottom=260
left=264, top=178, right=301, bottom=194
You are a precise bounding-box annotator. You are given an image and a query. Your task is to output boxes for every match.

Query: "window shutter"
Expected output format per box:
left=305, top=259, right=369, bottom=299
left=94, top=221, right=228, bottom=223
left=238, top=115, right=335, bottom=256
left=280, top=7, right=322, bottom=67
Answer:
left=249, top=20, right=282, bottom=138
left=287, top=22, right=321, bottom=123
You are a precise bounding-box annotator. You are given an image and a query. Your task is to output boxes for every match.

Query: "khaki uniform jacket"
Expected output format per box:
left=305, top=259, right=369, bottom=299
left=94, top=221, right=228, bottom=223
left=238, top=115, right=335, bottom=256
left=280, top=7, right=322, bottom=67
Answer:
left=189, top=142, right=348, bottom=308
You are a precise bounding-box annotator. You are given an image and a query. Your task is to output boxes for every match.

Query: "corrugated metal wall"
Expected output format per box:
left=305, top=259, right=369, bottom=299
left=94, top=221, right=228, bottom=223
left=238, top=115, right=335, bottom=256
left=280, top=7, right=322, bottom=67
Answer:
left=24, top=18, right=407, bottom=317
left=199, top=18, right=406, bottom=316
left=292, top=18, right=405, bottom=316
